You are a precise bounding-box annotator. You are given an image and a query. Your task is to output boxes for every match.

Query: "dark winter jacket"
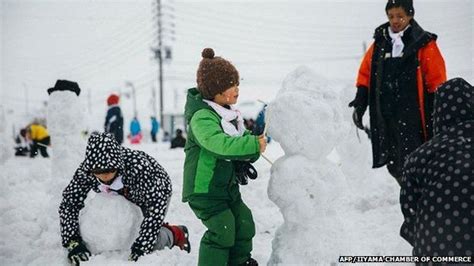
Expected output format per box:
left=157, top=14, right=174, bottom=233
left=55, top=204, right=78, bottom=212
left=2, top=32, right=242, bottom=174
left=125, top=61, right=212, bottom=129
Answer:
left=171, top=135, right=186, bottom=149
left=104, top=105, right=124, bottom=144
left=356, top=19, right=446, bottom=173
left=400, top=78, right=473, bottom=256
left=182, top=88, right=260, bottom=202
left=59, top=132, right=172, bottom=255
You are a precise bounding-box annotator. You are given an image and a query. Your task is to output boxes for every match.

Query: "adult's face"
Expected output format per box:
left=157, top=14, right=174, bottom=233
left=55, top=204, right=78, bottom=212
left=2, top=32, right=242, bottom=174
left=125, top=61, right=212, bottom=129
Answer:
left=387, top=7, right=413, bottom=33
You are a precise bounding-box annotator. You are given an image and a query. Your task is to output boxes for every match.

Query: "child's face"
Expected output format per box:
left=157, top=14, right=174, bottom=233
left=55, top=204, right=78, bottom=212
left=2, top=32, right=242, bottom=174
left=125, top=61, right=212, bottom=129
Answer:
left=387, top=7, right=412, bottom=33
left=94, top=170, right=118, bottom=184
left=214, top=85, right=239, bottom=106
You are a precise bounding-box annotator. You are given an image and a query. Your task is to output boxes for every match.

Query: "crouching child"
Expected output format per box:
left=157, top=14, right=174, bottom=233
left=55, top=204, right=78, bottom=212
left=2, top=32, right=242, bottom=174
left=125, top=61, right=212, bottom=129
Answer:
left=58, top=132, right=190, bottom=264
left=183, top=48, right=267, bottom=266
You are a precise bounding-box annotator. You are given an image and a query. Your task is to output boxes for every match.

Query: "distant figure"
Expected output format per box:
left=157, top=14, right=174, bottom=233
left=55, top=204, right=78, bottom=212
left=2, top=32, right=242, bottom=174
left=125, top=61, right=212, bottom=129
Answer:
left=349, top=0, right=446, bottom=185
left=104, top=93, right=124, bottom=144
left=162, top=131, right=171, bottom=142
left=400, top=78, right=473, bottom=257
left=150, top=116, right=160, bottom=142
left=14, top=128, right=29, bottom=156
left=170, top=129, right=186, bottom=149
left=129, top=117, right=142, bottom=144
left=26, top=123, right=50, bottom=158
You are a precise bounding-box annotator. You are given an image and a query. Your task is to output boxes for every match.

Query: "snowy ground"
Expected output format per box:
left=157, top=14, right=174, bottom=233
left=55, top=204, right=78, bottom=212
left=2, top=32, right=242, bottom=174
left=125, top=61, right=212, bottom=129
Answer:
left=0, top=136, right=411, bottom=265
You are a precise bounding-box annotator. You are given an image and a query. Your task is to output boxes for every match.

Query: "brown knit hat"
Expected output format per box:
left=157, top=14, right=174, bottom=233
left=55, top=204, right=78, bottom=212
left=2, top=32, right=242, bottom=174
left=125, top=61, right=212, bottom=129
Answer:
left=196, top=48, right=239, bottom=99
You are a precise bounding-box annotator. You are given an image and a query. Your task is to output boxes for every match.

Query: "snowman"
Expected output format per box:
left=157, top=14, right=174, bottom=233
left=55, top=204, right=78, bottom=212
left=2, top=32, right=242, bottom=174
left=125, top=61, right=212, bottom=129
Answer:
left=266, top=66, right=351, bottom=264
left=47, top=80, right=86, bottom=197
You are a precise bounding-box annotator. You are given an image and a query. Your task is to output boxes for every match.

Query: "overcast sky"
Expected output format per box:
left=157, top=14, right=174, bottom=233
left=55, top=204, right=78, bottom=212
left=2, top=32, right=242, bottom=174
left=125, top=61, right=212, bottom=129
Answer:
left=1, top=0, right=472, bottom=126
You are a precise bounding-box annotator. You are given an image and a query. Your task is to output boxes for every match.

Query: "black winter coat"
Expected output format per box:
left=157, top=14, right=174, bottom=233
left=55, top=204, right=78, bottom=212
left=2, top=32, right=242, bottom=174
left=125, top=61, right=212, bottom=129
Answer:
left=104, top=105, right=124, bottom=144
left=367, top=20, right=442, bottom=176
left=59, top=133, right=172, bottom=255
left=400, top=78, right=473, bottom=257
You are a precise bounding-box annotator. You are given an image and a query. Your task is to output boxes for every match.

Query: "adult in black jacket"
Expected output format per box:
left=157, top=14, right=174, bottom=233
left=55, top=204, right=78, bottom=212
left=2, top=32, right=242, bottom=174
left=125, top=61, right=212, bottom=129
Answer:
left=59, top=132, right=190, bottom=264
left=104, top=93, right=124, bottom=144
left=350, top=0, right=446, bottom=185
left=400, top=78, right=473, bottom=257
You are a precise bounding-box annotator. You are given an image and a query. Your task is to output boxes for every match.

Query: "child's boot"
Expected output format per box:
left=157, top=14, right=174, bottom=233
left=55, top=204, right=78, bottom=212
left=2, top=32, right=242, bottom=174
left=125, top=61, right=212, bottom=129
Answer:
left=162, top=223, right=191, bottom=253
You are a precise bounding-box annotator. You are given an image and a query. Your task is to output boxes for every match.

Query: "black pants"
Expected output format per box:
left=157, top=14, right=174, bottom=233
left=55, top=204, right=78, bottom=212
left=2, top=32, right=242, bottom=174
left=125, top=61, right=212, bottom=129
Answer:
left=30, top=136, right=50, bottom=158
left=151, top=133, right=157, bottom=142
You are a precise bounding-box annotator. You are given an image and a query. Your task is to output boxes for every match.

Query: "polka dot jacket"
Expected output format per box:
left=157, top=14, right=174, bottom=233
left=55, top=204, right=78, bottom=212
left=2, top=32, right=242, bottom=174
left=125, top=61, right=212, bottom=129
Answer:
left=58, top=132, right=172, bottom=255
left=400, top=78, right=473, bottom=257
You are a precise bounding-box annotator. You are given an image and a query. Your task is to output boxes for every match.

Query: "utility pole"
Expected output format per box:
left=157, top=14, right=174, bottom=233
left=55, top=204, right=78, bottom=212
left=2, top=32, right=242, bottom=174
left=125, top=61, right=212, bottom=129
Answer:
left=156, top=0, right=164, bottom=129
left=152, top=0, right=175, bottom=128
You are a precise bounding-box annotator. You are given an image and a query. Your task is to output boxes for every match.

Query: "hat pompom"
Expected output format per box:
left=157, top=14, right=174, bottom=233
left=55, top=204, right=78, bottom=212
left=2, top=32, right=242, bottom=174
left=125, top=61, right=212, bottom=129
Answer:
left=201, top=48, right=215, bottom=59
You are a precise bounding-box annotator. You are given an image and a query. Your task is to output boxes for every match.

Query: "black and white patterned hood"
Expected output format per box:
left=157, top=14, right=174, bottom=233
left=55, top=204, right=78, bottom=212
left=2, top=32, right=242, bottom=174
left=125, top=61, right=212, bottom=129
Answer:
left=433, top=78, right=473, bottom=135
left=82, top=132, right=124, bottom=171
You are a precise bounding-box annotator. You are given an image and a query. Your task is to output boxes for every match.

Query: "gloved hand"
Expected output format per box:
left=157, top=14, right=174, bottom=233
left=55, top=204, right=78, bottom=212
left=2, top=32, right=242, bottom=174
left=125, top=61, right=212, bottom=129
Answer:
left=351, top=108, right=366, bottom=130
left=234, top=161, right=258, bottom=185
left=128, top=245, right=144, bottom=262
left=348, top=86, right=368, bottom=130
left=66, top=240, right=91, bottom=265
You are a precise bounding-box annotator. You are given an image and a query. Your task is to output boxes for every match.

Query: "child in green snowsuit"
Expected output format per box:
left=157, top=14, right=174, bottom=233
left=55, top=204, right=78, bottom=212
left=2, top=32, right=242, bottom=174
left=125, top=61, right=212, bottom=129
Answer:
left=183, top=48, right=267, bottom=266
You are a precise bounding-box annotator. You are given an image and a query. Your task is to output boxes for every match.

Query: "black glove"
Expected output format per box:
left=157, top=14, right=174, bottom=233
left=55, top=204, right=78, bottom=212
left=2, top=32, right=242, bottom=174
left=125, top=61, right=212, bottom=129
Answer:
left=348, top=86, right=368, bottom=130
left=128, top=245, right=144, bottom=262
left=234, top=161, right=258, bottom=185
left=66, top=240, right=91, bottom=265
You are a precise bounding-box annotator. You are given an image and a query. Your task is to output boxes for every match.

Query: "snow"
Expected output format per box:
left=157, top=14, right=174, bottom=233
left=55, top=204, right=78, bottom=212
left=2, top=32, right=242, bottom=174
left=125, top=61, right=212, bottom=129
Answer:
left=1, top=0, right=472, bottom=265
left=0, top=67, right=412, bottom=265
left=80, top=193, right=143, bottom=255
left=0, top=142, right=282, bottom=265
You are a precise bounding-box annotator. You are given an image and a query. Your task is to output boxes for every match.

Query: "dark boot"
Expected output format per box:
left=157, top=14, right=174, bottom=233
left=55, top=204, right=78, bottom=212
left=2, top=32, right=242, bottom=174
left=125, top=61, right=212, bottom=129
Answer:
left=239, top=258, right=258, bottom=266
left=162, top=224, right=191, bottom=253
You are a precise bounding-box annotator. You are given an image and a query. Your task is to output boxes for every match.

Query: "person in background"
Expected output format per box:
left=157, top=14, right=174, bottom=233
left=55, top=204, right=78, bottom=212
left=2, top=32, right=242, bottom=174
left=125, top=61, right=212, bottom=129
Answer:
left=59, top=132, right=190, bottom=264
left=400, top=78, right=473, bottom=257
left=349, top=0, right=446, bottom=185
left=150, top=116, right=160, bottom=142
left=14, top=128, right=29, bottom=156
left=104, top=93, right=124, bottom=144
left=162, top=131, right=171, bottom=142
left=170, top=129, right=186, bottom=149
left=183, top=48, right=266, bottom=266
left=129, top=117, right=142, bottom=144
left=26, top=123, right=50, bottom=158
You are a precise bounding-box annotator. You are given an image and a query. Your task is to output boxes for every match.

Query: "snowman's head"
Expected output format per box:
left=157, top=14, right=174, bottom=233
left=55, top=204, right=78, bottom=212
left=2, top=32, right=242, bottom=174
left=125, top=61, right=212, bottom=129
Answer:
left=267, top=66, right=347, bottom=159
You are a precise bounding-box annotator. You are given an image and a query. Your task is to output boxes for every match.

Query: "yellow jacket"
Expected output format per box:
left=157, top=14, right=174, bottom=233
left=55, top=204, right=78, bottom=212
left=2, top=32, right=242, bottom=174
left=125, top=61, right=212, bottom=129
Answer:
left=29, top=124, right=49, bottom=140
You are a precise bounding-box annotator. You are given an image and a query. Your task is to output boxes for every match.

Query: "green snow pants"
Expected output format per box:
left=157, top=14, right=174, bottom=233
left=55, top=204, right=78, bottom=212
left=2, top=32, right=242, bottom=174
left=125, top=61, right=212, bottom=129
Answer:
left=189, top=196, right=255, bottom=266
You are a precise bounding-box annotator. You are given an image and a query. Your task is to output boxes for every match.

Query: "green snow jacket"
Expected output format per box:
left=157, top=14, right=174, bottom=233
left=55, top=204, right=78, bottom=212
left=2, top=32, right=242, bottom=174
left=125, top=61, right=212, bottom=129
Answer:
left=182, top=88, right=260, bottom=202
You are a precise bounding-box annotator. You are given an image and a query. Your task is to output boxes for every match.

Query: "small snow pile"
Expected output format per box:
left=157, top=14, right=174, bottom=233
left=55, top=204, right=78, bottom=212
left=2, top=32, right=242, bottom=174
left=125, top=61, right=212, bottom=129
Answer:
left=266, top=66, right=351, bottom=264
left=0, top=105, right=11, bottom=164
left=48, top=90, right=86, bottom=196
left=79, top=192, right=143, bottom=254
